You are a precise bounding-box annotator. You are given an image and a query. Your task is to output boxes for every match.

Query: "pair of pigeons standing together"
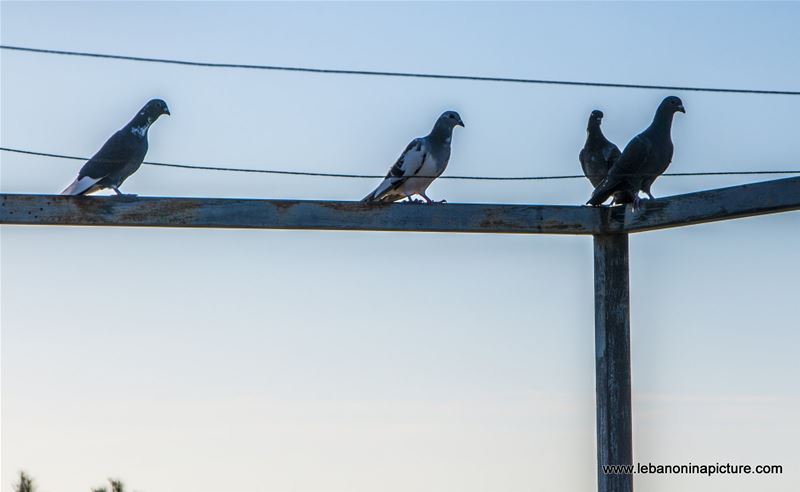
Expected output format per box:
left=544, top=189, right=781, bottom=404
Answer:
left=61, top=96, right=684, bottom=207
left=581, top=95, right=685, bottom=209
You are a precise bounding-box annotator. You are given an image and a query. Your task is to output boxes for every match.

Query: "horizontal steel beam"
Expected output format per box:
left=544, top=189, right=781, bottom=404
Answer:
left=0, top=194, right=606, bottom=235
left=622, top=176, right=800, bottom=232
left=1, top=177, right=797, bottom=234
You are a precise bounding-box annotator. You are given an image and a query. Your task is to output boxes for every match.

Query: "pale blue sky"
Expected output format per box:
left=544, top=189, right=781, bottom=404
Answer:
left=1, top=2, right=798, bottom=492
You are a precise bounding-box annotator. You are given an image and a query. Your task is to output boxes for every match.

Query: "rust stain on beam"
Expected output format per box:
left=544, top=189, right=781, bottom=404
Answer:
left=1, top=177, right=797, bottom=235
left=0, top=194, right=606, bottom=235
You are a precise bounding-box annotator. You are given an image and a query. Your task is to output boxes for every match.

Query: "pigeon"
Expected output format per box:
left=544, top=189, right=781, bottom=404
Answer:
left=362, top=111, right=464, bottom=203
left=579, top=110, right=621, bottom=188
left=61, top=99, right=170, bottom=195
left=587, top=96, right=685, bottom=209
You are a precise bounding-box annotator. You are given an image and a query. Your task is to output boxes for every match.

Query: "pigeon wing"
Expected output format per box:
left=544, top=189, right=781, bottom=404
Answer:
left=578, top=147, right=589, bottom=171
left=79, top=130, right=137, bottom=180
left=362, top=138, right=427, bottom=202
left=603, top=143, right=622, bottom=167
left=580, top=138, right=620, bottom=188
left=588, top=135, right=651, bottom=205
left=61, top=130, right=137, bottom=195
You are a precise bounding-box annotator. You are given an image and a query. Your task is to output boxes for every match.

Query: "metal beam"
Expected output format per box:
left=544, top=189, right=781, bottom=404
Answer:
left=621, top=176, right=800, bottom=233
left=1, top=177, right=797, bottom=234
left=593, top=233, right=633, bottom=492
left=0, top=194, right=605, bottom=235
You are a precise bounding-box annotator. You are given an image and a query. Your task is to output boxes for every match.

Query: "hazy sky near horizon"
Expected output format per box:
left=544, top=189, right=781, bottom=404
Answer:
left=1, top=2, right=799, bottom=492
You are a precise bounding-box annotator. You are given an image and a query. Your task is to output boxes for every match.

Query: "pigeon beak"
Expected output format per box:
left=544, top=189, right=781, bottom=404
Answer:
left=677, top=105, right=685, bottom=113
left=164, top=108, right=171, bottom=116
left=457, top=119, right=465, bottom=128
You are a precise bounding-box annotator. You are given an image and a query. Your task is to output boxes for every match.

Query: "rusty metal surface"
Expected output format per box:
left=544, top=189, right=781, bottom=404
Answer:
left=622, top=176, right=800, bottom=232
left=0, top=194, right=607, bottom=235
left=593, top=233, right=633, bottom=492
left=1, top=176, right=797, bottom=235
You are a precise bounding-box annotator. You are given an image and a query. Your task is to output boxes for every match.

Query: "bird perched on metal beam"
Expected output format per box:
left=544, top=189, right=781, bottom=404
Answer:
left=580, top=109, right=621, bottom=188
left=61, top=99, right=170, bottom=196
left=587, top=96, right=685, bottom=210
left=362, top=111, right=464, bottom=203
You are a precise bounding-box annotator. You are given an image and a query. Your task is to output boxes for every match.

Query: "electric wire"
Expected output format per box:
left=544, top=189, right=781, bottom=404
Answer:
left=2, top=45, right=798, bottom=96
left=3, top=147, right=798, bottom=181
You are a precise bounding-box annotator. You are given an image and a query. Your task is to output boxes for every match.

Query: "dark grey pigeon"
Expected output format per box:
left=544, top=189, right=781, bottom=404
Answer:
left=61, top=99, right=170, bottom=195
left=580, top=110, right=621, bottom=188
left=587, top=96, right=685, bottom=209
left=362, top=111, right=464, bottom=203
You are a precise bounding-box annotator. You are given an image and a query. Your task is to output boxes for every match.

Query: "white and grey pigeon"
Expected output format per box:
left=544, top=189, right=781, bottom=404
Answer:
left=587, top=96, right=685, bottom=209
left=362, top=111, right=464, bottom=203
left=580, top=110, right=621, bottom=188
left=61, top=99, right=170, bottom=195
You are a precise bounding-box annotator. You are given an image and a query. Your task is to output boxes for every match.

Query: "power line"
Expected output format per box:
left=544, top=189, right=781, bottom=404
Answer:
left=2, top=146, right=799, bottom=181
left=2, top=45, right=799, bottom=96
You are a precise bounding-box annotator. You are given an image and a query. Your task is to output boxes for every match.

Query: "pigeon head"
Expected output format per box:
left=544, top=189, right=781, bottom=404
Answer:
left=430, top=111, right=464, bottom=140
left=659, top=96, right=686, bottom=114
left=128, top=99, right=170, bottom=133
left=141, top=99, right=171, bottom=119
left=588, top=110, right=604, bottom=129
left=439, top=111, right=465, bottom=129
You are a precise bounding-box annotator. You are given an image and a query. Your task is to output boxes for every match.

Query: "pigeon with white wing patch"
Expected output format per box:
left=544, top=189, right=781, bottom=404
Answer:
left=61, top=99, right=170, bottom=196
left=362, top=111, right=464, bottom=203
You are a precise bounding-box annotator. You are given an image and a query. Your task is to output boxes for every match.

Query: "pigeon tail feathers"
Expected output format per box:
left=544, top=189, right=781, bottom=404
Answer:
left=362, top=181, right=392, bottom=202
left=587, top=179, right=622, bottom=206
left=61, top=176, right=102, bottom=195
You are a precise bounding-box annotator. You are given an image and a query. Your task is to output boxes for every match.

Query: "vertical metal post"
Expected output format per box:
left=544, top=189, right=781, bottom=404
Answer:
left=593, top=233, right=633, bottom=492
